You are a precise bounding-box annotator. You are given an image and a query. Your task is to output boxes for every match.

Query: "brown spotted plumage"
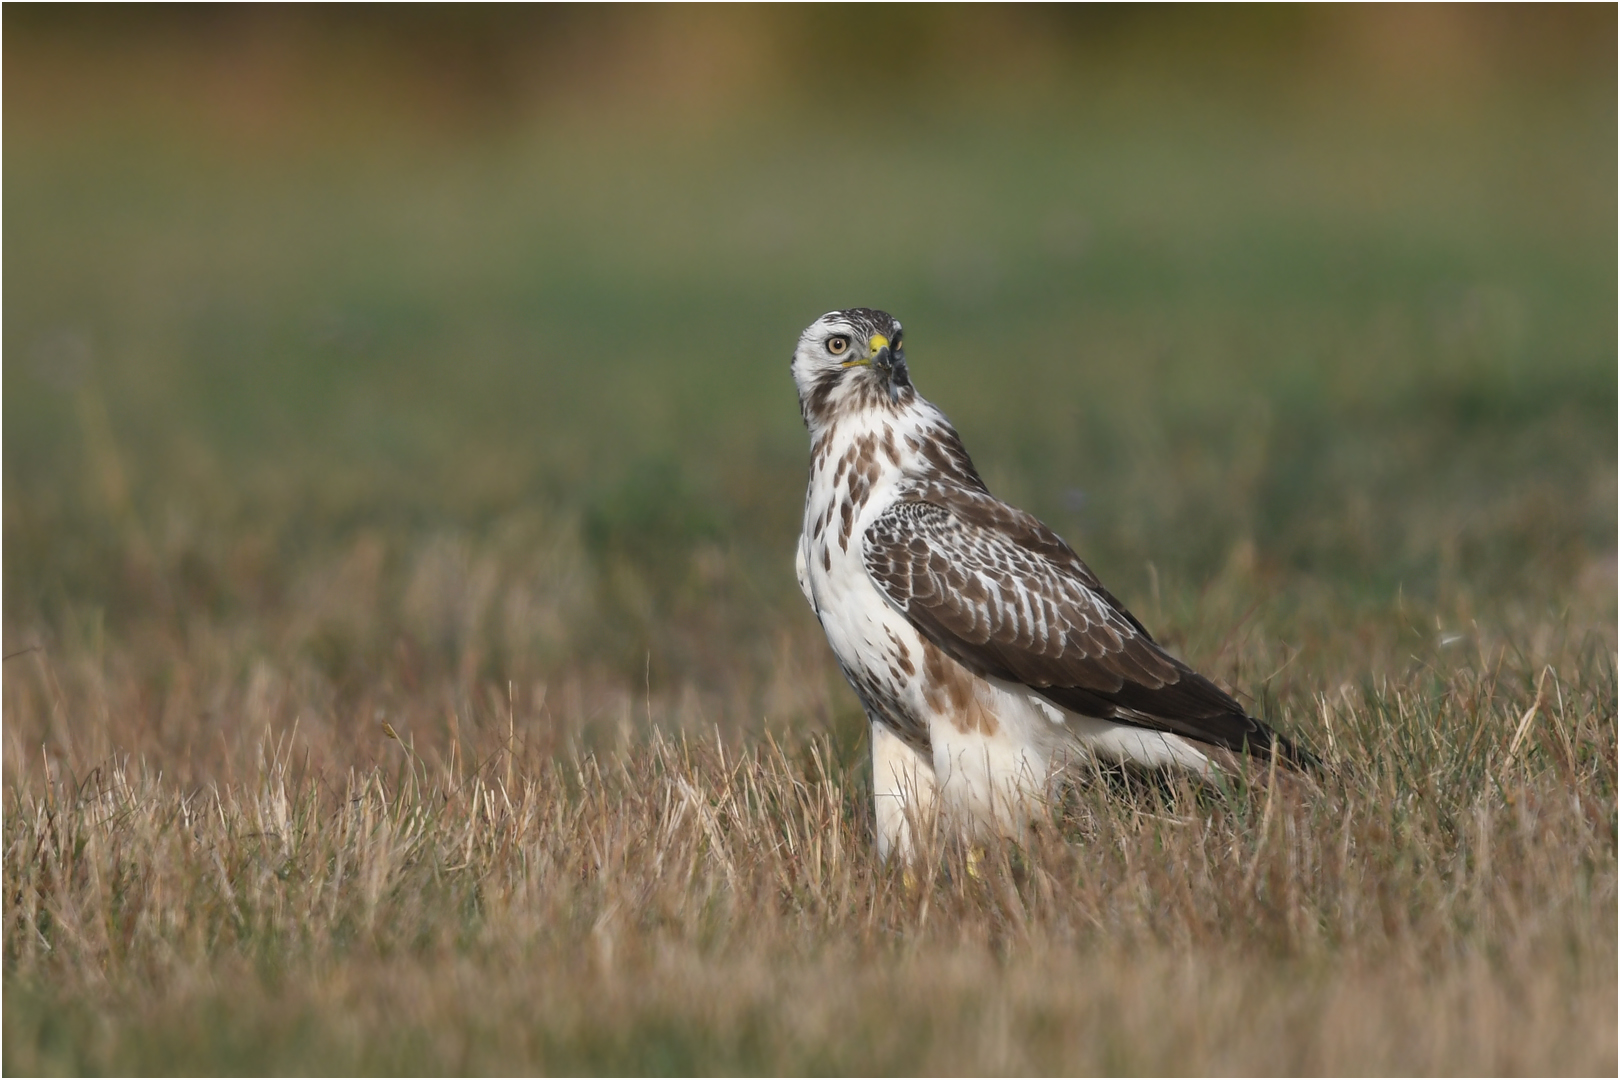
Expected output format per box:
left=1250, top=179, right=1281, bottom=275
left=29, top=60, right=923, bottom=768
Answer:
left=863, top=488, right=1295, bottom=759
left=789, top=308, right=1309, bottom=861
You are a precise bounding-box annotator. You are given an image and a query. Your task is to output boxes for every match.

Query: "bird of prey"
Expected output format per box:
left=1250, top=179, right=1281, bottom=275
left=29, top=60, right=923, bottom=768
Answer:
left=791, top=308, right=1307, bottom=860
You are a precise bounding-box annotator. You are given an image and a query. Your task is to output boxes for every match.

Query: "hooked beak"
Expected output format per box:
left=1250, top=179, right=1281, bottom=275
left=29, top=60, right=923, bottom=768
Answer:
left=871, top=334, right=909, bottom=400
left=845, top=333, right=896, bottom=370
left=840, top=334, right=909, bottom=400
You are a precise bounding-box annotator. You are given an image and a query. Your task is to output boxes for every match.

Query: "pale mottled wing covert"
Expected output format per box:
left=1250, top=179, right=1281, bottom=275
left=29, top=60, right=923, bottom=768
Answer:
left=862, top=486, right=1281, bottom=757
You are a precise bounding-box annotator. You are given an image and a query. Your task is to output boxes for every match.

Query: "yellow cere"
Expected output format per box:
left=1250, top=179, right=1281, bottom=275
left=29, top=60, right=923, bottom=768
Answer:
left=840, top=334, right=888, bottom=368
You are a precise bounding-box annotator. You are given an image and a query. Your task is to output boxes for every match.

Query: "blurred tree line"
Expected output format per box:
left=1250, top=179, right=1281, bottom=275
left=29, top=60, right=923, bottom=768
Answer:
left=7, top=4, right=1613, bottom=135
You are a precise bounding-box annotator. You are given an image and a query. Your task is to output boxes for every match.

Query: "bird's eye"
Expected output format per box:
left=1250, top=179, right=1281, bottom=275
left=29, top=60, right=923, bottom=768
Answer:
left=827, top=335, right=850, bottom=356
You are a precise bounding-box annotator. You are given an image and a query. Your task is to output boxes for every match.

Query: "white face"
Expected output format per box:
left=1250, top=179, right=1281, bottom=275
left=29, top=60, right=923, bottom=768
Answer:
left=791, top=312, right=866, bottom=394
left=789, top=309, right=907, bottom=415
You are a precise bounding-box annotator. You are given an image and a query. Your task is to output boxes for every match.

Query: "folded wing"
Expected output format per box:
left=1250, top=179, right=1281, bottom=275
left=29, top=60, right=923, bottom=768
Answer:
left=862, top=484, right=1283, bottom=758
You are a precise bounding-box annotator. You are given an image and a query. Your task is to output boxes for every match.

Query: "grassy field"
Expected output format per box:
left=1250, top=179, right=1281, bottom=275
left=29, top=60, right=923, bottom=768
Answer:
left=5, top=9, right=1616, bottom=1074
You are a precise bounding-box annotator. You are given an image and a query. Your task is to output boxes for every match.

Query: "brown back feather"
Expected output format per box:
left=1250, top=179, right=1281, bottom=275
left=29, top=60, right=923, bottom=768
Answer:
left=863, top=482, right=1294, bottom=761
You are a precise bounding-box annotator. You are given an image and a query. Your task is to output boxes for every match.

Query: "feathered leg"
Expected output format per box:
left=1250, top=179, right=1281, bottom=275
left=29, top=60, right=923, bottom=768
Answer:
left=871, top=722, right=936, bottom=862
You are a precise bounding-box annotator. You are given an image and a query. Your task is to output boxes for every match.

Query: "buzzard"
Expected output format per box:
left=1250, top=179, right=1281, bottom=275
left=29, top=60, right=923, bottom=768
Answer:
left=791, top=308, right=1308, bottom=860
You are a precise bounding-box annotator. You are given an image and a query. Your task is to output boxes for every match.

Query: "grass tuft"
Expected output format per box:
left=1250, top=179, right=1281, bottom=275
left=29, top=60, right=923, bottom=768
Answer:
left=4, top=623, right=1614, bottom=1073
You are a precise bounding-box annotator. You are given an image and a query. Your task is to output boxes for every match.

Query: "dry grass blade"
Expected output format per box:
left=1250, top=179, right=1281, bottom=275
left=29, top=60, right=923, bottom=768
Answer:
left=1508, top=665, right=1552, bottom=760
left=4, top=623, right=1615, bottom=1074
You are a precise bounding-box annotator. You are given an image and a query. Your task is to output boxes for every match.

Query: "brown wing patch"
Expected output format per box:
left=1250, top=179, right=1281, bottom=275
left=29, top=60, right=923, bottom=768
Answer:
left=920, top=640, right=1000, bottom=736
left=864, top=484, right=1286, bottom=760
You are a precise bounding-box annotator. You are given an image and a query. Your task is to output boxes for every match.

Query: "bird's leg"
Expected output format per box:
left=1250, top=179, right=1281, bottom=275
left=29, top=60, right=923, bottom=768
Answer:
left=871, top=721, right=937, bottom=864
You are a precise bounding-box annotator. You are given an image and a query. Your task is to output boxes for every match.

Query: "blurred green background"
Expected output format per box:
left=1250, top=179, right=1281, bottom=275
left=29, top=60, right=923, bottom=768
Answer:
left=5, top=5, right=1615, bottom=705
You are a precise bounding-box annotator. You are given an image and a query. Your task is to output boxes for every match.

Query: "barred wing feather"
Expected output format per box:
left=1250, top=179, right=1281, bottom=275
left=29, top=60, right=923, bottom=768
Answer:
left=862, top=490, right=1281, bottom=758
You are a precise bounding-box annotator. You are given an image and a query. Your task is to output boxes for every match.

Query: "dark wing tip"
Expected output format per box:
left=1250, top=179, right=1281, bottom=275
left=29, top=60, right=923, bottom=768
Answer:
left=1260, top=727, right=1325, bottom=772
left=863, top=491, right=1327, bottom=774
left=1232, top=717, right=1324, bottom=773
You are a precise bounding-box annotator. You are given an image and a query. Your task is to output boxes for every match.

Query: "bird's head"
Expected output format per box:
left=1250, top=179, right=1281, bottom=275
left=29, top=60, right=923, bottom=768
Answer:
left=790, top=308, right=911, bottom=427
